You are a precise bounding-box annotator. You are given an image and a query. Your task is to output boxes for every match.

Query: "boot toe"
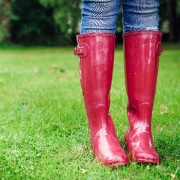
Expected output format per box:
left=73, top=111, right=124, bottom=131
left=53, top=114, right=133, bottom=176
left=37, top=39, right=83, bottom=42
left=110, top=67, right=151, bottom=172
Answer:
left=93, top=134, right=130, bottom=167
left=132, top=151, right=161, bottom=164
left=125, top=128, right=161, bottom=164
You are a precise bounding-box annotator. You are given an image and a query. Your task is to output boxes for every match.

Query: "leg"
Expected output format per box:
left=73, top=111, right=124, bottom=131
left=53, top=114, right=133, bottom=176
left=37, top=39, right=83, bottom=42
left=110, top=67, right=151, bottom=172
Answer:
left=122, top=0, right=163, bottom=164
left=81, top=0, right=120, bottom=34
left=74, top=0, right=129, bottom=167
left=122, top=0, right=159, bottom=33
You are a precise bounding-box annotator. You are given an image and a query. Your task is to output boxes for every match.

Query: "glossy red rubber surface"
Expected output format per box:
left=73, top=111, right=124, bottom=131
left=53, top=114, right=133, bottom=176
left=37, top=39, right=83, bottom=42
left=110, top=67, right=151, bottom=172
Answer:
left=74, top=32, right=129, bottom=167
left=123, top=31, right=162, bottom=164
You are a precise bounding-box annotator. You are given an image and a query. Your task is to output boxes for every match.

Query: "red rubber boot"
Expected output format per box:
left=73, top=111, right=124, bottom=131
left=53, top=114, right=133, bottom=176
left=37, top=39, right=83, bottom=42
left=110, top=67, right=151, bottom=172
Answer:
left=74, top=33, right=129, bottom=167
left=123, top=31, right=163, bottom=164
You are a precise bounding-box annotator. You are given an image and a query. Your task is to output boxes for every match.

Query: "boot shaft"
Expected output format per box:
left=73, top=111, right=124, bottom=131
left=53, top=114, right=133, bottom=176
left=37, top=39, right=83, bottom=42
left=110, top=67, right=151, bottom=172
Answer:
left=123, top=31, right=163, bottom=127
left=74, top=33, right=116, bottom=137
left=74, top=33, right=116, bottom=119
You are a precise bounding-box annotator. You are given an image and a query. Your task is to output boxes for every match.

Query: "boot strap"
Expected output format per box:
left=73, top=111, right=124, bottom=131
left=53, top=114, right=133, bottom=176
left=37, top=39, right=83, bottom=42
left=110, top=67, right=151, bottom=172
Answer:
left=157, top=42, right=163, bottom=56
left=74, top=43, right=89, bottom=58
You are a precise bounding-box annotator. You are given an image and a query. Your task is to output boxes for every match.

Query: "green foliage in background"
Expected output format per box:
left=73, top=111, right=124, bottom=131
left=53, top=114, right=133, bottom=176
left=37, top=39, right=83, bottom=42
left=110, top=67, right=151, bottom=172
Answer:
left=159, top=0, right=170, bottom=33
left=0, top=0, right=180, bottom=45
left=159, top=0, right=180, bottom=33
left=11, top=0, right=81, bottom=46
left=0, top=1, right=15, bottom=43
left=40, top=0, right=81, bottom=39
left=11, top=0, right=60, bottom=46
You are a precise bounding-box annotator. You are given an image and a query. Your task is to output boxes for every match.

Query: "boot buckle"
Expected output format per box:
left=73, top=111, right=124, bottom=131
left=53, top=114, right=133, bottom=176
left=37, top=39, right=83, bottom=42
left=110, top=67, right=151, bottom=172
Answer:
left=157, top=42, right=163, bottom=56
left=73, top=43, right=89, bottom=58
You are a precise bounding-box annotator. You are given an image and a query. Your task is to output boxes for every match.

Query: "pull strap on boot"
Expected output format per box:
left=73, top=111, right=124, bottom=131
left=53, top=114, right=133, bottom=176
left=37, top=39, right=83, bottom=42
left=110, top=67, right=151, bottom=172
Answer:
left=123, top=31, right=163, bottom=164
left=74, top=32, right=129, bottom=167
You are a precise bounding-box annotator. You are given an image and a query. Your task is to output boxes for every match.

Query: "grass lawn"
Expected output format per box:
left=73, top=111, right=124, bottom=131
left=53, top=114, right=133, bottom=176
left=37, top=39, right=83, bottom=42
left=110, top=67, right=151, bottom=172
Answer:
left=0, top=43, right=180, bottom=179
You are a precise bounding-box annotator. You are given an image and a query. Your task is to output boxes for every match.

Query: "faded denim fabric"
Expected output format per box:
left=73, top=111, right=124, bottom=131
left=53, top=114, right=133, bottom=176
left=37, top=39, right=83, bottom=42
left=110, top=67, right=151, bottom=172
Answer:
left=81, top=0, right=159, bottom=34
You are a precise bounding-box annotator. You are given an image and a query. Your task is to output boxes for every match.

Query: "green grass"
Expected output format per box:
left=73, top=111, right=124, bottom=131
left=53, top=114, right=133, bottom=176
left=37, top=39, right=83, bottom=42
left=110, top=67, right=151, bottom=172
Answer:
left=0, top=43, right=180, bottom=179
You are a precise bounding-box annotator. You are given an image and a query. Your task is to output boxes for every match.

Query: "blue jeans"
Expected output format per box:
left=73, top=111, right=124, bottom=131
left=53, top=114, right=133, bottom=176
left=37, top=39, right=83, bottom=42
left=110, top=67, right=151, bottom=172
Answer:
left=81, top=0, right=159, bottom=34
